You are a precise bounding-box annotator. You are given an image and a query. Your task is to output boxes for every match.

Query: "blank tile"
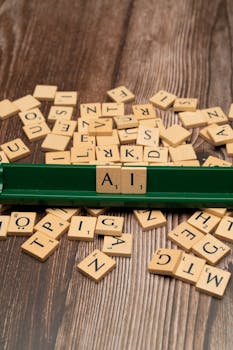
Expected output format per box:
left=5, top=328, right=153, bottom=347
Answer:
left=168, top=221, right=204, bottom=251
left=0, top=215, right=10, bottom=240
left=34, top=213, right=69, bottom=240
left=160, top=124, right=191, bottom=147
left=173, top=160, right=200, bottom=166
left=188, top=211, right=221, bottom=234
left=174, top=253, right=206, bottom=284
left=134, top=210, right=166, bottom=230
left=0, top=99, right=19, bottom=119
left=148, top=248, right=182, bottom=275
left=202, top=156, right=232, bottom=167
left=23, top=122, right=50, bottom=142
left=33, top=85, right=58, bottom=101
left=169, top=144, right=197, bottom=162
left=102, top=233, right=133, bottom=257
left=54, top=91, right=78, bottom=106
left=121, top=167, right=147, bottom=194
left=19, top=108, right=45, bottom=125
left=95, top=215, right=124, bottom=236
left=150, top=90, right=176, bottom=110
left=41, top=134, right=70, bottom=151
left=1, top=138, right=30, bottom=161
left=8, top=212, right=36, bottom=236
left=85, top=208, right=108, bottom=217
left=13, top=94, right=41, bottom=111
left=226, top=142, right=233, bottom=156
left=204, top=208, right=227, bottom=217
left=48, top=106, right=73, bottom=122
left=68, top=216, right=97, bottom=241
left=96, top=130, right=119, bottom=146
left=107, top=86, right=135, bottom=103
left=179, top=110, right=207, bottom=128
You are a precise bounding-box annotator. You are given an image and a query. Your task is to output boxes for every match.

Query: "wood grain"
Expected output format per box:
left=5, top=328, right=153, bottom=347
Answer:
left=0, top=0, right=233, bottom=349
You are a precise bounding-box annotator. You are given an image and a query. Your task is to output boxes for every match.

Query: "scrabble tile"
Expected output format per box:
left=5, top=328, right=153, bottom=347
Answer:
left=77, top=249, right=116, bottom=282
left=173, top=160, right=200, bottom=166
left=73, top=132, right=96, bottom=147
left=52, top=119, right=77, bottom=137
left=0, top=151, right=9, bottom=163
left=71, top=145, right=95, bottom=163
left=80, top=103, right=102, bottom=118
left=34, top=213, right=69, bottom=240
left=96, top=130, right=119, bottom=146
left=173, top=98, right=198, bottom=112
left=215, top=216, right=233, bottom=243
left=148, top=162, right=174, bottom=166
left=85, top=208, right=107, bottom=217
left=226, top=142, right=233, bottom=156
left=23, top=122, right=50, bottom=142
left=132, top=104, right=156, bottom=120
left=174, top=253, right=206, bottom=284
left=202, top=156, right=232, bottom=167
left=169, top=144, right=197, bottom=162
left=102, top=103, right=124, bottom=117
left=1, top=138, right=30, bottom=161
left=160, top=124, right=191, bottom=147
left=118, top=128, right=138, bottom=144
left=196, top=265, right=231, bottom=298
left=204, top=208, right=227, bottom=217
left=139, top=118, right=166, bottom=133
left=107, top=86, right=135, bottom=103
left=206, top=124, right=233, bottom=145
left=149, top=90, right=176, bottom=110
left=88, top=118, right=112, bottom=136
left=45, top=151, right=71, bottom=164
left=96, top=145, right=120, bottom=163
left=192, top=233, right=230, bottom=265
left=46, top=208, right=80, bottom=221
left=48, top=106, right=73, bottom=122
left=144, top=146, right=168, bottom=163
left=8, top=212, right=36, bottom=236
left=19, top=108, right=45, bottom=125
left=199, top=123, right=217, bottom=144
left=148, top=248, right=182, bottom=275
left=120, top=145, right=143, bottom=162
left=168, top=221, right=204, bottom=251
left=124, top=162, right=148, bottom=166
left=179, top=110, right=207, bottom=128
left=0, top=215, right=10, bottom=240
left=114, top=115, right=138, bottom=129
left=21, top=231, right=59, bottom=262
left=188, top=211, right=221, bottom=234
left=54, top=91, right=78, bottom=106
left=0, top=99, right=19, bottom=119
left=68, top=216, right=97, bottom=241
left=201, top=107, right=228, bottom=125
left=134, top=210, right=166, bottom=230
left=96, top=166, right=121, bottom=193
left=228, top=103, right=233, bottom=121
left=13, top=94, right=41, bottom=112
left=95, top=215, right=124, bottom=236
left=102, top=233, right=132, bottom=257
left=136, top=125, right=159, bottom=147
left=41, top=134, right=70, bottom=151
left=33, top=84, right=58, bottom=101
left=77, top=118, right=90, bottom=134
left=121, top=167, right=147, bottom=194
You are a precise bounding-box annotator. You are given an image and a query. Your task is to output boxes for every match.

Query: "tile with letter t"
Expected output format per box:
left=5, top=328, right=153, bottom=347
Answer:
left=8, top=212, right=36, bottom=236
left=168, top=221, right=204, bottom=252
left=95, top=215, right=124, bottom=236
left=134, top=210, right=166, bottom=230
left=102, top=102, right=124, bottom=117
left=174, top=253, right=206, bottom=284
left=188, top=211, right=221, bottom=234
left=96, top=166, right=121, bottom=193
left=68, top=216, right=97, bottom=241
left=215, top=215, right=233, bottom=243
left=77, top=249, right=116, bottom=282
left=34, top=213, right=70, bottom=240
left=1, top=138, right=30, bottom=161
left=102, top=233, right=133, bottom=257
left=148, top=248, right=183, bottom=276
left=121, top=167, right=147, bottom=194
left=107, top=86, right=135, bottom=103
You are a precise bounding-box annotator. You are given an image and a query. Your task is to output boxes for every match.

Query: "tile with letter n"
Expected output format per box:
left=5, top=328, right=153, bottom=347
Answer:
left=121, top=167, right=147, bottom=194
left=168, top=221, right=204, bottom=252
left=34, top=213, right=70, bottom=240
left=80, top=103, right=102, bottom=118
left=48, top=106, right=73, bottom=122
left=134, top=210, right=166, bottom=230
left=214, top=216, right=233, bottom=243
left=95, top=215, right=124, bottom=236
left=174, top=253, right=206, bottom=284
left=188, top=211, right=221, bottom=234
left=54, top=91, right=78, bottom=106
left=23, top=122, right=50, bottom=142
left=0, top=215, right=10, bottom=240
left=149, top=90, right=176, bottom=110
left=77, top=249, right=116, bottom=282
left=196, top=265, right=231, bottom=298
left=21, top=231, right=59, bottom=262
left=1, top=138, right=30, bottom=161
left=8, top=212, right=36, bottom=236
left=33, top=84, right=58, bottom=101
left=107, top=86, right=135, bottom=103
left=201, top=107, right=228, bottom=125
left=19, top=108, right=45, bottom=125
left=102, top=233, right=133, bottom=257
left=202, top=156, right=232, bottom=167
left=96, top=166, right=121, bottom=193
left=68, top=216, right=97, bottom=241
left=148, top=248, right=183, bottom=276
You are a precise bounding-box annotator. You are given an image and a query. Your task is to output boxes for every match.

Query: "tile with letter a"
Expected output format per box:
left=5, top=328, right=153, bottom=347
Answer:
left=121, top=167, right=147, bottom=194
left=173, top=98, right=198, bottom=112
left=0, top=215, right=10, bottom=240
left=33, top=85, right=58, bottom=101
left=174, top=253, right=206, bottom=284
left=77, top=249, right=116, bottom=283
left=215, top=216, right=233, bottom=243
left=68, top=216, right=97, bottom=241
left=196, top=265, right=231, bottom=298
left=188, top=211, right=221, bottom=234
left=46, top=208, right=80, bottom=221
left=107, top=86, right=135, bottom=103
left=149, top=90, right=176, bottom=110
left=8, top=212, right=36, bottom=236
left=168, top=221, right=204, bottom=251
left=160, top=124, right=191, bottom=147
left=1, top=138, right=30, bottom=161
left=45, top=151, right=71, bottom=164
left=13, top=94, right=41, bottom=112
left=0, top=151, right=9, bottom=163
left=21, top=231, right=59, bottom=262
left=96, top=166, right=121, bottom=193
left=48, top=106, right=73, bottom=122
left=132, top=104, right=156, bottom=120
left=95, top=215, right=124, bottom=236
left=80, top=103, right=102, bottom=118
left=19, top=108, right=45, bottom=125
left=206, top=124, right=233, bottom=146
left=136, top=125, right=159, bottom=147
left=34, top=213, right=70, bottom=240
left=102, top=233, right=133, bottom=257
left=52, top=119, right=77, bottom=137
left=23, top=122, right=50, bottom=142
left=102, top=103, right=124, bottom=117
left=0, top=99, right=19, bottom=119
left=148, top=248, right=183, bottom=275
left=134, top=210, right=166, bottom=230
left=192, top=233, right=230, bottom=265
left=201, top=107, right=228, bottom=125
left=41, top=134, right=70, bottom=151
left=54, top=91, right=78, bottom=106
left=144, top=146, right=168, bottom=163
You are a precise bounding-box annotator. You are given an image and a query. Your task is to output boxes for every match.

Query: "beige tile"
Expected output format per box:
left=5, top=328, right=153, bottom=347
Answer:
left=139, top=118, right=166, bottom=133
left=45, top=151, right=71, bottom=164
left=68, top=216, right=97, bottom=241
left=80, top=103, right=102, bottom=118
left=174, top=253, right=206, bottom=284
left=52, top=119, right=77, bottom=137
left=0, top=99, right=19, bottom=119
left=132, top=104, right=156, bottom=120
left=96, top=145, right=120, bottom=163
left=1, top=138, right=30, bottom=161
left=41, top=134, right=70, bottom=151
left=173, top=160, right=200, bottom=166
left=96, top=166, right=121, bottom=193
left=226, top=142, right=233, bottom=156
left=136, top=125, right=159, bottom=147
left=199, top=123, right=217, bottom=144
left=160, top=124, right=191, bottom=146
left=148, top=248, right=182, bottom=275
left=203, top=208, right=227, bottom=217
left=45, top=208, right=80, bottom=221
left=23, top=122, right=50, bottom=141
left=179, top=110, right=207, bottom=128
left=71, top=145, right=95, bottom=163
left=102, top=233, right=132, bottom=257
left=54, top=91, right=78, bottom=106
left=173, top=98, right=198, bottom=112
left=118, top=128, right=138, bottom=144
left=207, top=124, right=233, bottom=146
left=34, top=213, right=69, bottom=240
left=0, top=151, right=9, bottom=163
left=169, top=144, right=197, bottom=162
left=0, top=215, right=10, bottom=240
left=202, top=156, right=232, bottom=167
left=33, top=84, right=58, bottom=101
left=8, top=212, right=36, bottom=236
left=114, top=114, right=138, bottom=129
left=215, top=216, right=233, bottom=243
left=48, top=106, right=73, bottom=122
left=19, top=108, right=45, bottom=125
left=121, top=167, right=147, bottom=194
left=107, top=86, right=135, bottom=103
left=134, top=210, right=166, bottom=230
left=85, top=208, right=108, bottom=217
left=13, top=94, right=41, bottom=112
left=201, top=107, right=228, bottom=125
left=144, top=146, right=168, bottom=163
left=96, top=130, right=119, bottom=146
left=188, top=211, right=221, bottom=234
left=102, top=102, right=124, bottom=117
left=150, top=90, right=176, bottom=110
left=120, top=145, right=143, bottom=162
left=73, top=132, right=96, bottom=147
left=88, top=118, right=112, bottom=136
left=95, top=215, right=124, bottom=236
left=168, top=221, right=204, bottom=251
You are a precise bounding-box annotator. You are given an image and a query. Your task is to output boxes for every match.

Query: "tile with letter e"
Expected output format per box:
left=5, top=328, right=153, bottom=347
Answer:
left=96, top=165, right=121, bottom=193
left=68, top=216, right=97, bottom=241
left=46, top=208, right=80, bottom=221
left=149, top=90, right=176, bottom=110
left=196, top=265, right=231, bottom=298
left=102, top=233, right=132, bottom=257
left=169, top=144, right=197, bottom=162
left=54, top=91, right=78, bottom=106
left=1, top=138, right=30, bottom=161
left=21, top=231, right=59, bottom=262
left=73, top=132, right=96, bottom=147
left=41, top=134, right=70, bottom=151
left=77, top=249, right=116, bottom=283
left=52, top=119, right=77, bottom=137
left=13, top=94, right=41, bottom=112
left=134, top=210, right=166, bottom=230
left=102, top=102, right=124, bottom=117
left=0, top=151, right=9, bottom=163
left=136, top=125, right=159, bottom=147
left=45, top=151, right=71, bottom=164
left=215, top=215, right=233, bottom=243
left=192, top=233, right=230, bottom=265
left=48, top=106, right=73, bottom=122
left=160, top=124, right=191, bottom=147
left=23, top=122, right=50, bottom=142
left=33, top=85, right=58, bottom=101
left=0, top=99, right=19, bottom=119
left=148, top=248, right=183, bottom=275
left=19, top=108, right=45, bottom=125
left=8, top=212, right=36, bottom=236
left=132, top=104, right=156, bottom=120
left=144, top=146, right=168, bottom=163
left=173, top=98, right=198, bottom=112
left=188, top=211, right=221, bottom=234
left=201, top=107, right=228, bottom=125
left=107, top=86, right=135, bottom=103
left=121, top=167, right=147, bottom=194
left=34, top=213, right=69, bottom=240
left=120, top=145, right=143, bottom=162
left=174, top=253, right=206, bottom=284
left=168, top=221, right=204, bottom=251
left=95, top=215, right=124, bottom=236
left=0, top=215, right=10, bottom=240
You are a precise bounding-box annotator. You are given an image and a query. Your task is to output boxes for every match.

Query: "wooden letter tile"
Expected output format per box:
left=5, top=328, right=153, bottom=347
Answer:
left=132, top=104, right=156, bottom=120
left=136, top=125, right=159, bottom=147
left=102, top=102, right=124, bottom=117
left=95, top=215, right=124, bottom=236
left=134, top=210, right=166, bottom=230
left=0, top=215, right=10, bottom=240
left=215, top=216, right=233, bottom=243
left=45, top=151, right=71, bottom=164
left=8, top=212, right=36, bottom=236
left=23, top=122, right=50, bottom=142
left=121, top=167, right=147, bottom=194
left=149, top=90, right=176, bottom=110
left=173, top=98, right=198, bottom=112
left=107, top=86, right=135, bottom=103
left=226, top=142, right=233, bottom=156
left=54, top=91, right=78, bottom=106
left=96, top=166, right=121, bottom=193
left=202, top=156, right=231, bottom=167
left=88, top=118, right=112, bottom=136
left=179, top=110, right=207, bottom=129
left=0, top=151, right=9, bottom=163
left=80, top=103, right=102, bottom=118
left=68, top=216, right=97, bottom=241
left=168, top=221, right=204, bottom=251
left=102, top=233, right=133, bottom=257
left=169, top=144, right=197, bottom=162
left=0, top=99, right=19, bottom=119
left=148, top=248, right=183, bottom=275
left=139, top=118, right=166, bottom=133
left=46, top=208, right=80, bottom=221
left=13, top=94, right=41, bottom=111
left=48, top=106, right=73, bottom=122
left=114, top=115, right=138, bottom=129
left=52, top=119, right=77, bottom=137
left=188, top=211, right=221, bottom=234
left=174, top=253, right=206, bottom=284
left=96, top=130, right=119, bottom=146
left=19, top=108, right=45, bottom=125
left=71, top=145, right=95, bottom=163
left=96, top=145, right=120, bottom=163
left=120, top=145, right=143, bottom=162
left=201, top=107, right=228, bottom=125
left=1, top=138, right=30, bottom=161
left=228, top=103, right=233, bottom=121
left=118, top=128, right=138, bottom=144
left=206, top=124, right=233, bottom=146
left=73, top=132, right=96, bottom=147
left=160, top=124, right=191, bottom=147
left=199, top=124, right=217, bottom=145
left=144, top=146, right=168, bottom=163
left=34, top=213, right=69, bottom=240
left=41, top=134, right=70, bottom=151
left=33, top=85, right=58, bottom=101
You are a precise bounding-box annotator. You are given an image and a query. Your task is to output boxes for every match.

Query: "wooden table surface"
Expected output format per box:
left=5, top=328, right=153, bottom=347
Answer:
left=1, top=0, right=233, bottom=349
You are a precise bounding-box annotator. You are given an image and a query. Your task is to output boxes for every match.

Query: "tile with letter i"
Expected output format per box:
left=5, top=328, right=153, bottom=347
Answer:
left=196, top=265, right=231, bottom=298
left=144, top=146, right=168, bottom=163
left=132, top=104, right=156, bottom=120
left=101, top=103, right=124, bottom=117
left=68, top=216, right=97, bottom=241
left=201, top=107, right=228, bottom=125
left=0, top=151, right=9, bottom=163
left=188, top=211, right=221, bottom=234
left=121, top=167, right=147, bottom=194
left=71, top=145, right=95, bottom=163
left=192, top=233, right=231, bottom=265
left=21, top=231, right=59, bottom=262
left=7, top=212, right=36, bottom=236
left=80, top=103, right=102, bottom=118
left=149, top=90, right=176, bottom=110
left=45, top=151, right=71, bottom=164
left=1, top=138, right=30, bottom=161
left=0, top=216, right=10, bottom=240
left=96, top=165, right=121, bottom=193
left=46, top=208, right=80, bottom=221
left=120, top=145, right=143, bottom=162
left=160, top=124, right=191, bottom=147
left=48, top=106, right=73, bottom=122
left=54, top=91, right=78, bottom=106
left=107, top=86, right=135, bottom=103
left=95, top=215, right=124, bottom=236
left=168, top=221, right=204, bottom=252
left=77, top=249, right=116, bottom=283
left=0, top=99, right=19, bottom=120
left=102, top=233, right=133, bottom=257
left=214, top=216, right=233, bottom=243
left=148, top=248, right=183, bottom=276
left=13, top=94, right=41, bottom=111
left=19, top=108, right=45, bottom=125
left=173, top=98, right=198, bottom=112
left=33, top=85, right=58, bottom=101
left=114, top=115, right=138, bottom=129
left=41, top=134, right=70, bottom=151
left=34, top=213, right=70, bottom=240
left=52, top=119, right=77, bottom=137
left=174, top=253, right=206, bottom=284
left=136, top=125, right=159, bottom=147
left=134, top=210, right=166, bottom=230
left=23, top=122, right=51, bottom=142
left=88, top=118, right=112, bottom=136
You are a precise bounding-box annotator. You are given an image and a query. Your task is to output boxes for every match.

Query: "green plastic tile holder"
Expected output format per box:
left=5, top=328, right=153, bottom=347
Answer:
left=0, top=163, right=233, bottom=208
